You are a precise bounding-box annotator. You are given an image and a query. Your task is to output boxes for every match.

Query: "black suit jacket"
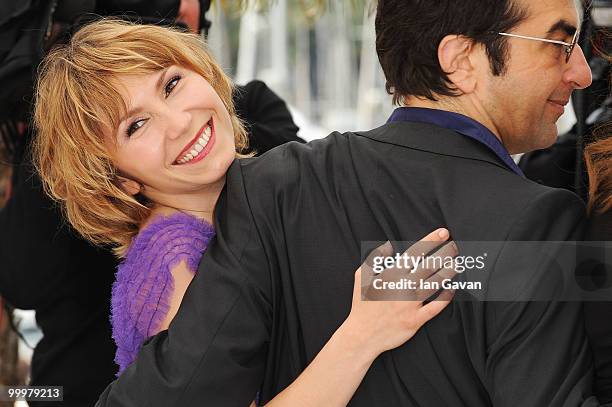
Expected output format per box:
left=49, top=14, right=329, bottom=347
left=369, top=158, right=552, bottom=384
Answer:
left=98, top=121, right=596, bottom=406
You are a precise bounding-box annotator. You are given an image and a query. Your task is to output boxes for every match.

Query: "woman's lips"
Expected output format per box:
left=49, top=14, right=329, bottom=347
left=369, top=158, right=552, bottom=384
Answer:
left=174, top=119, right=215, bottom=165
left=186, top=124, right=215, bottom=165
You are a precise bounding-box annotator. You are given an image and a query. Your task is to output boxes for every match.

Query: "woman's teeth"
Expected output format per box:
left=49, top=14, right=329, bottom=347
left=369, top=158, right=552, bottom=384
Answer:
left=177, top=125, right=212, bottom=164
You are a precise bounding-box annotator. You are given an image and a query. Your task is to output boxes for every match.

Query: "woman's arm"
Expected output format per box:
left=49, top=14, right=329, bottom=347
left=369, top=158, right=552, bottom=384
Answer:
left=159, top=228, right=455, bottom=407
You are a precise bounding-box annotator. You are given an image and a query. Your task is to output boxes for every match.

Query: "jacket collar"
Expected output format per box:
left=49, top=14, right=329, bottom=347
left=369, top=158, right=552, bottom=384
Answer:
left=355, top=120, right=516, bottom=175
left=386, top=107, right=524, bottom=176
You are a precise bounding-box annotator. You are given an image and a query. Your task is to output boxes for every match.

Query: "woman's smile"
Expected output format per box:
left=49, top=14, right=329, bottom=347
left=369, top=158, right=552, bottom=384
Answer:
left=173, top=118, right=216, bottom=165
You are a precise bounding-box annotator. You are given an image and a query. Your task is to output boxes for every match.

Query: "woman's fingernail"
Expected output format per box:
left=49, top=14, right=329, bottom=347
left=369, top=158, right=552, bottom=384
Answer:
left=438, top=228, right=449, bottom=239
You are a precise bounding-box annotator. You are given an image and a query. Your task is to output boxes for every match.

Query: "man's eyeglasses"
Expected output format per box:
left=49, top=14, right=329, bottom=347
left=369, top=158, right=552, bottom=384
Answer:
left=498, top=29, right=580, bottom=63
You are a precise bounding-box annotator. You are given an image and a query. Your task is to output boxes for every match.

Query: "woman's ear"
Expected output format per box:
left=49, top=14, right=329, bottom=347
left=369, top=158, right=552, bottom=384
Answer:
left=438, top=35, right=478, bottom=94
left=117, top=176, right=142, bottom=196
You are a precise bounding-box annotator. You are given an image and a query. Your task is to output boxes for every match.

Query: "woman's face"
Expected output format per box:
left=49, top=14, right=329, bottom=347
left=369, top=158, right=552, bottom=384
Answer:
left=107, top=65, right=236, bottom=208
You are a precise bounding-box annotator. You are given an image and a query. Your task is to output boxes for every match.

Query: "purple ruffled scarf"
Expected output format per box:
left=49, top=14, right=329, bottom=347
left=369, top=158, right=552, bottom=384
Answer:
left=111, top=212, right=215, bottom=375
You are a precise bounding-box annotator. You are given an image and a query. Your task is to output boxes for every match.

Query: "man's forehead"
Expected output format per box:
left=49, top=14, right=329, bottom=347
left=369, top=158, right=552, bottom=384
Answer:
left=518, top=0, right=580, bottom=30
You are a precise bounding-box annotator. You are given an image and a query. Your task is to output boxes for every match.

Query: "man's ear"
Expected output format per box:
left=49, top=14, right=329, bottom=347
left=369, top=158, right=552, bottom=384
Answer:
left=117, top=176, right=141, bottom=196
left=438, top=35, right=478, bottom=94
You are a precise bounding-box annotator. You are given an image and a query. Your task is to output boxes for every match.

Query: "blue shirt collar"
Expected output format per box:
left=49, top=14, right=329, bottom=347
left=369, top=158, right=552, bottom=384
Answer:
left=387, top=107, right=524, bottom=177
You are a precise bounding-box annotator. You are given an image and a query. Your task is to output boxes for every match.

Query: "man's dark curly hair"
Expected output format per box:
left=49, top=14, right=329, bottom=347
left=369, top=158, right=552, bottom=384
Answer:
left=376, top=0, right=529, bottom=104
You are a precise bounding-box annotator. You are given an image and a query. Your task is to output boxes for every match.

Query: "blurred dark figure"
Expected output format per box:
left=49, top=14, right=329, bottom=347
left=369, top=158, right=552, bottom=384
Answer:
left=519, top=0, right=611, bottom=201
left=0, top=1, right=302, bottom=406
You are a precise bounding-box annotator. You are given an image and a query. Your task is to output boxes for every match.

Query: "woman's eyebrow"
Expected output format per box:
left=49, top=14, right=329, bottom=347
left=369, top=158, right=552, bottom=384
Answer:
left=119, top=67, right=170, bottom=124
left=154, top=67, right=170, bottom=93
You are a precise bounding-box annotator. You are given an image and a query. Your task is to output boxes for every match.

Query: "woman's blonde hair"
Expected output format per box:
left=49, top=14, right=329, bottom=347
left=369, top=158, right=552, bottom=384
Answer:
left=33, top=19, right=249, bottom=257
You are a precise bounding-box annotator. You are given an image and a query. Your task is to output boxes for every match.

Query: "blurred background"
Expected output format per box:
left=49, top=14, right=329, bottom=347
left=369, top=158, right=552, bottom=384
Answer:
left=205, top=0, right=392, bottom=140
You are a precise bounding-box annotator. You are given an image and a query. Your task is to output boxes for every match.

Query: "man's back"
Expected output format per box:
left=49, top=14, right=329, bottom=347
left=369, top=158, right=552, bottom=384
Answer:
left=237, top=121, right=591, bottom=406
left=97, top=121, right=593, bottom=407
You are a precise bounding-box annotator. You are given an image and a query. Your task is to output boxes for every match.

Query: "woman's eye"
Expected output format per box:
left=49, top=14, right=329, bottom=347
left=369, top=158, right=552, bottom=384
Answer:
left=164, top=75, right=181, bottom=97
left=126, top=119, right=146, bottom=137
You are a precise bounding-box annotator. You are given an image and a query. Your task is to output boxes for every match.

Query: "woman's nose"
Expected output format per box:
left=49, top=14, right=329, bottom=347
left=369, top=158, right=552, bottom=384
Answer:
left=163, top=108, right=192, bottom=141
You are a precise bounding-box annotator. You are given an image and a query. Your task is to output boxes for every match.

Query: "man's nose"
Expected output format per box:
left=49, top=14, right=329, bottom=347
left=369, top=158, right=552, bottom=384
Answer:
left=565, top=45, right=593, bottom=90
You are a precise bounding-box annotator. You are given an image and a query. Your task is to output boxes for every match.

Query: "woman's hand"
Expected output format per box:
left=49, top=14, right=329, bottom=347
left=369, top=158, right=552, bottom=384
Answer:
left=342, top=228, right=457, bottom=358
left=263, top=228, right=457, bottom=407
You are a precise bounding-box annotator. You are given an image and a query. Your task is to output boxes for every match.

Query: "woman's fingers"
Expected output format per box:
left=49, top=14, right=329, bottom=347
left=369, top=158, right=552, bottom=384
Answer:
left=360, top=241, right=393, bottom=299
left=415, top=289, right=455, bottom=326
left=421, top=263, right=457, bottom=289
left=410, top=240, right=458, bottom=280
left=362, top=229, right=449, bottom=279
left=362, top=241, right=393, bottom=275
left=411, top=241, right=459, bottom=299
left=361, top=229, right=459, bottom=301
left=402, top=228, right=450, bottom=264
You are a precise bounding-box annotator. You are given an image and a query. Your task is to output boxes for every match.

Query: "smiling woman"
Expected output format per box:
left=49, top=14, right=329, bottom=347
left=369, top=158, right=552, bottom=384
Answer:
left=34, top=19, right=248, bottom=257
